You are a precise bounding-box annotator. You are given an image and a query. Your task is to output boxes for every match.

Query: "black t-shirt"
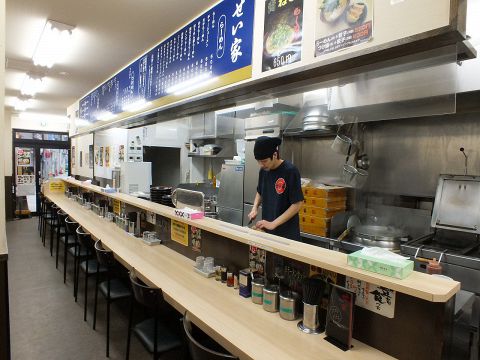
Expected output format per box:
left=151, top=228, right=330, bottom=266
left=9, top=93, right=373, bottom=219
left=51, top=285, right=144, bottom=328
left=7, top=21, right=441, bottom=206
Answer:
left=257, top=160, right=304, bottom=240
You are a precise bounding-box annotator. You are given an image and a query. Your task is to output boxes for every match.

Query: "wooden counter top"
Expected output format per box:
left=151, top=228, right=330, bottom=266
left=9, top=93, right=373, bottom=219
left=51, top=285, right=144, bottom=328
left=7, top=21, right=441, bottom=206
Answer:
left=45, top=189, right=394, bottom=360
left=63, top=178, right=460, bottom=303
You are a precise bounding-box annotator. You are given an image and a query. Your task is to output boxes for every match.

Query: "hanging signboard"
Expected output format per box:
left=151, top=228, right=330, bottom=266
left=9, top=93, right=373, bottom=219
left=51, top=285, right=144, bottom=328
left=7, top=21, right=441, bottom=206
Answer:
left=315, top=0, right=373, bottom=57
left=79, top=0, right=255, bottom=122
left=262, top=0, right=304, bottom=72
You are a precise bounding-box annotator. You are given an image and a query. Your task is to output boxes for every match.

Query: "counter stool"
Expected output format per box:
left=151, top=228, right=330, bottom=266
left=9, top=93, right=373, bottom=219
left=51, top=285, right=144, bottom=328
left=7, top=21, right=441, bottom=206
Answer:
left=41, top=200, right=54, bottom=246
left=125, top=271, right=183, bottom=360
left=63, top=218, right=80, bottom=283
left=55, top=210, right=71, bottom=269
left=75, top=226, right=107, bottom=321
left=38, top=193, right=45, bottom=234
left=182, top=311, right=237, bottom=360
left=93, top=240, right=131, bottom=357
left=48, top=204, right=62, bottom=256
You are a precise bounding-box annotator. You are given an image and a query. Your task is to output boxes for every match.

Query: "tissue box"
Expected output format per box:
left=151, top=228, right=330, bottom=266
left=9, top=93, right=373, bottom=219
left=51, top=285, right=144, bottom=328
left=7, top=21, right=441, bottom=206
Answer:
left=347, top=250, right=414, bottom=279
left=174, top=208, right=204, bottom=220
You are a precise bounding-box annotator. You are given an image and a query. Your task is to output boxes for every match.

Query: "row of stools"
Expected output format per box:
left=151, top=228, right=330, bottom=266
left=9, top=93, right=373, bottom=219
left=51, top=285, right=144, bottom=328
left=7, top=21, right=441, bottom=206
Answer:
left=38, top=194, right=238, bottom=359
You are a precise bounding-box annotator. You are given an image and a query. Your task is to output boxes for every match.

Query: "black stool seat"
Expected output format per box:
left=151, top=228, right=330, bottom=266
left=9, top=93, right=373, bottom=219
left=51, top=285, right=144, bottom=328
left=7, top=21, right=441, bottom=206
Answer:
left=80, top=260, right=107, bottom=275
left=133, top=318, right=182, bottom=354
left=99, top=279, right=130, bottom=300
left=68, top=246, right=89, bottom=258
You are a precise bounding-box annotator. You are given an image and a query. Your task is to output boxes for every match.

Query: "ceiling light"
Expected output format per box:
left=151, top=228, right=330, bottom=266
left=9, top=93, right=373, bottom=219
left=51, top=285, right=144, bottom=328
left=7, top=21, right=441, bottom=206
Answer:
left=173, top=77, right=218, bottom=96
left=32, top=20, right=75, bottom=68
left=96, top=111, right=116, bottom=121
left=13, top=97, right=31, bottom=111
left=20, top=74, right=43, bottom=96
left=122, top=99, right=151, bottom=112
left=166, top=73, right=216, bottom=95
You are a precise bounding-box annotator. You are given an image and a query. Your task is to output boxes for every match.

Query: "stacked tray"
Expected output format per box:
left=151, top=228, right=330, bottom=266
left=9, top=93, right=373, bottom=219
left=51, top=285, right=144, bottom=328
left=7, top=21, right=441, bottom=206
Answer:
left=150, top=186, right=173, bottom=206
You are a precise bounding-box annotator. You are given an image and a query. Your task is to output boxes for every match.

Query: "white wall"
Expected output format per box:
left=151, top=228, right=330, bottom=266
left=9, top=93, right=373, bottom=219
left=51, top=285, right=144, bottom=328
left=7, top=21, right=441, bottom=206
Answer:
left=94, top=128, right=128, bottom=179
left=11, top=113, right=70, bottom=132
left=71, top=133, right=93, bottom=178
left=4, top=109, right=12, bottom=177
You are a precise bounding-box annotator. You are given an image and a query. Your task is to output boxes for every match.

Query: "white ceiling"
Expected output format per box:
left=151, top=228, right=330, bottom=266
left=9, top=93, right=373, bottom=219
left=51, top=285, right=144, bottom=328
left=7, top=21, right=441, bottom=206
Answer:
left=5, top=0, right=214, bottom=117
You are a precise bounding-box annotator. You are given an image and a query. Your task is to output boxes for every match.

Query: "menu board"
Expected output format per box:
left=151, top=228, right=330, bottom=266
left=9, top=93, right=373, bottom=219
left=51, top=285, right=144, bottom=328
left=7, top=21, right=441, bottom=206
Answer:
left=79, top=0, right=255, bottom=122
left=262, top=0, right=304, bottom=72
left=315, top=0, right=373, bottom=57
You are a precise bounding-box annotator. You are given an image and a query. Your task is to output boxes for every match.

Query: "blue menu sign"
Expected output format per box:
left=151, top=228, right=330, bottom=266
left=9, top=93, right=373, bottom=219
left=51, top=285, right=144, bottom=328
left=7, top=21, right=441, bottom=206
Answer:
left=79, top=0, right=255, bottom=122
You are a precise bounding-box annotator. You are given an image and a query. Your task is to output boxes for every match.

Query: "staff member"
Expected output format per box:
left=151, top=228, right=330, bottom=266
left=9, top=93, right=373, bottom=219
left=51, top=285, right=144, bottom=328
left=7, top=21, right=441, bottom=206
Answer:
left=248, top=136, right=304, bottom=241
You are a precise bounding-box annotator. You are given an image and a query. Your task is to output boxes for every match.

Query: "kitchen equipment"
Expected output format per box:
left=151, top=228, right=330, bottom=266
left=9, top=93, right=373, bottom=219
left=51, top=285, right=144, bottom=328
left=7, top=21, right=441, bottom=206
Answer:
left=217, top=163, right=244, bottom=226
left=251, top=277, right=265, bottom=305
left=302, top=115, right=334, bottom=132
left=120, top=161, right=152, bottom=194
left=279, top=291, right=301, bottom=321
left=331, top=134, right=353, bottom=155
left=401, top=175, right=480, bottom=294
left=172, top=188, right=204, bottom=212
left=351, top=224, right=409, bottom=251
left=343, top=164, right=369, bottom=188
left=338, top=215, right=361, bottom=241
left=263, top=285, right=280, bottom=312
left=298, top=278, right=326, bottom=334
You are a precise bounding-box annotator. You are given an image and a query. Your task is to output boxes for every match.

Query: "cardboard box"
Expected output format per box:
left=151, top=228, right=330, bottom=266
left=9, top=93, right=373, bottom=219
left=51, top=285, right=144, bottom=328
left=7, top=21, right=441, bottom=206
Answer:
left=347, top=250, right=414, bottom=279
left=302, top=185, right=347, bottom=199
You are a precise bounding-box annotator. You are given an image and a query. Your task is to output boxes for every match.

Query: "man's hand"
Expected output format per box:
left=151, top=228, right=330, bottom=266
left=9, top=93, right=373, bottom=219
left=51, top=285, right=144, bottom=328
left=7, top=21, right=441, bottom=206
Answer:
left=255, top=220, right=277, bottom=231
left=248, top=207, right=258, bottom=222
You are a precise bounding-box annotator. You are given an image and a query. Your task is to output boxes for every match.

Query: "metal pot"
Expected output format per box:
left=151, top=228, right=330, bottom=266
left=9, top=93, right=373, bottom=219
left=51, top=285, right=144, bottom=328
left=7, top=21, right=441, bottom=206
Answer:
left=351, top=225, right=409, bottom=251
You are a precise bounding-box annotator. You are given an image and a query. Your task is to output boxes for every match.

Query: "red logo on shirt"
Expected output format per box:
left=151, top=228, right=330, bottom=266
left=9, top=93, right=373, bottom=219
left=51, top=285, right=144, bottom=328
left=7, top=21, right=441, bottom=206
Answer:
left=275, top=178, right=286, bottom=195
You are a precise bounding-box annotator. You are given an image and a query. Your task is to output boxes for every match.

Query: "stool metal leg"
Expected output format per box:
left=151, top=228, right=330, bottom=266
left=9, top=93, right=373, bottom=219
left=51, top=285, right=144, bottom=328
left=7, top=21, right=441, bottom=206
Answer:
left=83, top=257, right=89, bottom=321
left=93, top=264, right=99, bottom=330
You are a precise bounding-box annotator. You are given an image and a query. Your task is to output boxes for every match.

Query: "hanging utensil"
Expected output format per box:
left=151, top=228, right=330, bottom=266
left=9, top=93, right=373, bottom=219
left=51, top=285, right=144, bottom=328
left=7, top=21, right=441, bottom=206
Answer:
left=337, top=215, right=361, bottom=241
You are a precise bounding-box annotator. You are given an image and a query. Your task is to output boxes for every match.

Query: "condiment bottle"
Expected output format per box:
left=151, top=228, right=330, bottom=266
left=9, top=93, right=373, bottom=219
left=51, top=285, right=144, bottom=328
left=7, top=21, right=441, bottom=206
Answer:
left=221, top=266, right=227, bottom=283
left=426, top=258, right=442, bottom=275
left=227, top=272, right=234, bottom=287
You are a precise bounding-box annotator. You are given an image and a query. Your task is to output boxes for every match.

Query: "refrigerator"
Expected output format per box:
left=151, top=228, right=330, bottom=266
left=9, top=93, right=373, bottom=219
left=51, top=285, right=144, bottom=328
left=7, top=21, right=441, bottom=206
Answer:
left=243, top=141, right=262, bottom=225
left=120, top=162, right=152, bottom=194
left=217, top=163, right=244, bottom=226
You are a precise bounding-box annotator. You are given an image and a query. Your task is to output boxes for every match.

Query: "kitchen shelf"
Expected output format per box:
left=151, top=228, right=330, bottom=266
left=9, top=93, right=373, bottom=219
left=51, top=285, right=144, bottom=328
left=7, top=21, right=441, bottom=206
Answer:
left=188, top=153, right=231, bottom=158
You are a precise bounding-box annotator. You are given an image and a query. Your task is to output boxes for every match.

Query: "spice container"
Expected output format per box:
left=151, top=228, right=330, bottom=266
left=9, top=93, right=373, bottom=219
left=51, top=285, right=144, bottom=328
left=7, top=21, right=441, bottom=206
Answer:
left=263, top=285, right=280, bottom=313
left=239, top=268, right=252, bottom=298
left=227, top=272, right=234, bottom=287
left=214, top=266, right=221, bottom=281
left=251, top=277, right=265, bottom=305
left=279, top=291, right=301, bottom=321
left=221, top=266, right=228, bottom=283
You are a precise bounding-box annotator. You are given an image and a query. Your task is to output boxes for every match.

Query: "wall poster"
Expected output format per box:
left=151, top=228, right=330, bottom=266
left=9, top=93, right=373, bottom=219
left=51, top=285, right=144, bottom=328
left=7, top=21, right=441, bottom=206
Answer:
left=94, top=146, right=100, bottom=166
left=262, top=0, right=304, bottom=72
left=345, top=276, right=395, bottom=318
left=105, top=146, right=111, bottom=167
left=99, top=147, right=104, bottom=167
left=89, top=145, right=94, bottom=169
left=118, top=145, right=125, bottom=162
left=315, top=0, right=373, bottom=57
left=71, top=146, right=76, bottom=166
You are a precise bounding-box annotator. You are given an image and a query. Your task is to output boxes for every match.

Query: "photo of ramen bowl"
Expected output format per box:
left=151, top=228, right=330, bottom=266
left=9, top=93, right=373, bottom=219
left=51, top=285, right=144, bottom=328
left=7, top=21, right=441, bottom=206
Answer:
left=264, top=23, right=296, bottom=57
left=345, top=2, right=367, bottom=25
left=319, top=0, right=350, bottom=24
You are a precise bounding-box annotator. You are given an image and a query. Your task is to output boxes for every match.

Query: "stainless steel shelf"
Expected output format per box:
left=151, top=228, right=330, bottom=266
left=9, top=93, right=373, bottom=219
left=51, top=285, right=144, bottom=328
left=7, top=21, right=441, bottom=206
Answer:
left=300, top=232, right=363, bottom=253
left=188, top=153, right=231, bottom=158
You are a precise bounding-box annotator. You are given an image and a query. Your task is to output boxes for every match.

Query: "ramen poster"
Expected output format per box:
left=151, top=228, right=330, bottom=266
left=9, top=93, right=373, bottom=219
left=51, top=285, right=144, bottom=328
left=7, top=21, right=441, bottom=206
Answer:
left=315, top=0, right=373, bottom=57
left=262, top=0, right=304, bottom=72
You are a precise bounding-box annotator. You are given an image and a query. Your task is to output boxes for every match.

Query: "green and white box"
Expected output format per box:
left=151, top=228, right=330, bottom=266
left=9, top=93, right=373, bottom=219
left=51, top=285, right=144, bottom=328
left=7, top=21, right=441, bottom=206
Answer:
left=347, top=250, right=414, bottom=279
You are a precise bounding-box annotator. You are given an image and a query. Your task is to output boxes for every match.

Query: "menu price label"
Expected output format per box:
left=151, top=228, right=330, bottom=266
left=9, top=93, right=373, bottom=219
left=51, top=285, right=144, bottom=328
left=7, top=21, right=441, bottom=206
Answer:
left=315, top=0, right=373, bottom=57
left=79, top=0, right=255, bottom=122
left=113, top=199, right=121, bottom=215
left=171, top=219, right=189, bottom=246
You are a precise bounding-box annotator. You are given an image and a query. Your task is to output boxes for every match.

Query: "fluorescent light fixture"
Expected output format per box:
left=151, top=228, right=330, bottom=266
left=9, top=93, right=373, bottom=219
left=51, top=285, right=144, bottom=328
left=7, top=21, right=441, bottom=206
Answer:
left=13, top=97, right=31, bottom=111
left=96, top=111, right=116, bottom=121
left=166, top=73, right=218, bottom=95
left=32, top=20, right=74, bottom=68
left=122, top=99, right=151, bottom=112
left=21, top=74, right=43, bottom=96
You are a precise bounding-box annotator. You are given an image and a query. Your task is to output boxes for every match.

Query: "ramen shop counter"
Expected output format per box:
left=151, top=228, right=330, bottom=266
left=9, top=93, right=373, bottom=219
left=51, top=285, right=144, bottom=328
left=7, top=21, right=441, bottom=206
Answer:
left=44, top=186, right=394, bottom=360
